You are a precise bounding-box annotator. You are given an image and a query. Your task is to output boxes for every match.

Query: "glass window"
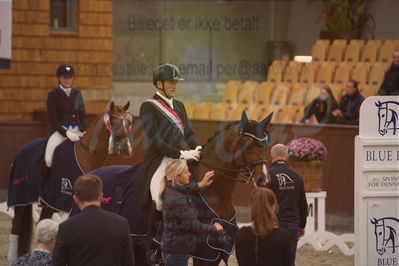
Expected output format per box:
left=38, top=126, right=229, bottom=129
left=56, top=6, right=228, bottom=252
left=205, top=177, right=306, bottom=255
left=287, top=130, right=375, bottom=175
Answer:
left=50, top=0, right=78, bottom=32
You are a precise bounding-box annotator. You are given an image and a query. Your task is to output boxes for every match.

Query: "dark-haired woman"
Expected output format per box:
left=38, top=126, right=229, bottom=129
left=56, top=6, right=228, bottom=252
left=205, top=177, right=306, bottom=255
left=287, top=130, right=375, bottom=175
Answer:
left=332, top=80, right=364, bottom=125
left=235, top=188, right=292, bottom=266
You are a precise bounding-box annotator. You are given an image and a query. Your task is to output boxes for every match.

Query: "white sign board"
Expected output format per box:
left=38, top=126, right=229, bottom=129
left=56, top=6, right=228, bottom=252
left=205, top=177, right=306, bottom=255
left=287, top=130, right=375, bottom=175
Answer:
left=0, top=0, right=12, bottom=69
left=355, top=96, right=399, bottom=266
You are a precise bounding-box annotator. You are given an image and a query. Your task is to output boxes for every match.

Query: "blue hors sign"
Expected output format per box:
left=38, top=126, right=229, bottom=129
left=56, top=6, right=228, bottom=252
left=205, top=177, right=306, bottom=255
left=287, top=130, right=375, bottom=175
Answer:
left=375, top=101, right=399, bottom=136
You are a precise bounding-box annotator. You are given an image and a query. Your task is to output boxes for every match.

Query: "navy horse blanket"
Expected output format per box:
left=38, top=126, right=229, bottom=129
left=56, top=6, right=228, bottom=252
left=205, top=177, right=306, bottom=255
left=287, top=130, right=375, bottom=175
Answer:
left=8, top=138, right=83, bottom=212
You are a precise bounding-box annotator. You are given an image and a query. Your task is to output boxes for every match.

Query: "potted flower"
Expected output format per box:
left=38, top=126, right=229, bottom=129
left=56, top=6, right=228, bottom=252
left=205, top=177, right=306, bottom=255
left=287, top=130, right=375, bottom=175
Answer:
left=287, top=137, right=328, bottom=192
left=317, top=0, right=375, bottom=40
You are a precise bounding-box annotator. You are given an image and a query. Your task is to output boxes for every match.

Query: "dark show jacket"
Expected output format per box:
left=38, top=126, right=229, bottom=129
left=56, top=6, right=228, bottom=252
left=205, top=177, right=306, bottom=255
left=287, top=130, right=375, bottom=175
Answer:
left=47, top=86, right=88, bottom=137
left=51, top=205, right=135, bottom=266
left=136, top=93, right=199, bottom=206
left=235, top=226, right=292, bottom=266
left=337, top=91, right=364, bottom=125
left=379, top=63, right=399, bottom=95
left=267, top=160, right=308, bottom=229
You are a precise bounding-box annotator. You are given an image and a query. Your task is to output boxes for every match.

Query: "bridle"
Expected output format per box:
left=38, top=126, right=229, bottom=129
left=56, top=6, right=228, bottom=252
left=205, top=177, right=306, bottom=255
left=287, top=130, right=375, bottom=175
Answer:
left=80, top=111, right=133, bottom=154
left=200, top=128, right=269, bottom=184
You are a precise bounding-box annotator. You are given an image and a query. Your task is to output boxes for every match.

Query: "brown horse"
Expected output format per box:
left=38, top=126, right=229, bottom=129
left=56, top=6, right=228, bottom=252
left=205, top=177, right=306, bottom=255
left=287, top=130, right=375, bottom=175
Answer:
left=8, top=101, right=133, bottom=261
left=128, top=111, right=273, bottom=265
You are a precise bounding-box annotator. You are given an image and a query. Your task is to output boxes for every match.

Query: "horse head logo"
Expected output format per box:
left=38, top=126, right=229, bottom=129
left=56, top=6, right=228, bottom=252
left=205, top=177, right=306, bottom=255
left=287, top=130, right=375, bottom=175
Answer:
left=375, top=101, right=399, bottom=136
left=370, top=217, right=399, bottom=255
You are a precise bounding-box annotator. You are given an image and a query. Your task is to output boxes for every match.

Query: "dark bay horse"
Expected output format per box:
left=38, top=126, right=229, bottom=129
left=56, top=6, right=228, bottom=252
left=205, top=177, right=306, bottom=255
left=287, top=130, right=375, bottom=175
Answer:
left=7, top=101, right=133, bottom=259
left=99, top=111, right=273, bottom=265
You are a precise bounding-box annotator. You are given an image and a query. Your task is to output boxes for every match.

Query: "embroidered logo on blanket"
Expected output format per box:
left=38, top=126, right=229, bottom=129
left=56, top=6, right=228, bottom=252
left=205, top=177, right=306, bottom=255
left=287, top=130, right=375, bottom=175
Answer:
left=61, top=178, right=73, bottom=195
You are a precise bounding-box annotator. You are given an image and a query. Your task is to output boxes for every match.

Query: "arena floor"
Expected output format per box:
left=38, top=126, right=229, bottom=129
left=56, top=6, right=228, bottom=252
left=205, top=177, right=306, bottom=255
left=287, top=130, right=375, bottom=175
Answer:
left=0, top=211, right=353, bottom=266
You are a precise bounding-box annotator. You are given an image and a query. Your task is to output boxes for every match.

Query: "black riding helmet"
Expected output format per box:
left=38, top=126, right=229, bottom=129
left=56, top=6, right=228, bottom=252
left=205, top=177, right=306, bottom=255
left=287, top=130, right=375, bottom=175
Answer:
left=56, top=63, right=75, bottom=78
left=153, top=63, right=183, bottom=86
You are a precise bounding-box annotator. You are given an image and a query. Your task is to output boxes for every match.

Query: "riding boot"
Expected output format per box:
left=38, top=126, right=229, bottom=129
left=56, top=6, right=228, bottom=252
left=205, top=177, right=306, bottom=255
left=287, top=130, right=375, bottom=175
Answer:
left=7, top=234, right=18, bottom=264
left=146, top=201, right=163, bottom=265
left=39, top=163, right=51, bottom=194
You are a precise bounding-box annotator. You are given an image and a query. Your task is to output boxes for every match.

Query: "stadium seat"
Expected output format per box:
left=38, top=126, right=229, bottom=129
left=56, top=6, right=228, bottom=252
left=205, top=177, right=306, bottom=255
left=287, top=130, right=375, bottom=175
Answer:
left=270, top=84, right=290, bottom=106
left=369, top=63, right=387, bottom=86
left=311, top=42, right=328, bottom=62
left=327, top=44, right=345, bottom=62
left=361, top=42, right=379, bottom=63
left=209, top=102, right=229, bottom=121
left=267, top=62, right=286, bottom=83
left=238, top=81, right=258, bottom=104
left=344, top=42, right=361, bottom=63
left=351, top=62, right=370, bottom=85
left=226, top=103, right=248, bottom=121
left=332, top=39, right=348, bottom=49
left=366, top=40, right=382, bottom=48
left=379, top=41, right=395, bottom=63
left=329, top=83, right=344, bottom=102
left=349, top=39, right=365, bottom=47
left=193, top=102, right=212, bottom=120
left=256, top=81, right=275, bottom=105
left=334, top=63, right=351, bottom=84
left=184, top=101, right=196, bottom=119
left=360, top=84, right=379, bottom=98
left=223, top=81, right=240, bottom=103
left=247, top=104, right=266, bottom=121
left=315, top=39, right=330, bottom=47
left=275, top=106, right=299, bottom=124
left=287, top=84, right=307, bottom=106
left=268, top=105, right=282, bottom=123
left=316, top=63, right=335, bottom=84
left=300, top=63, right=318, bottom=84
left=304, top=86, right=320, bottom=105
left=284, top=62, right=301, bottom=83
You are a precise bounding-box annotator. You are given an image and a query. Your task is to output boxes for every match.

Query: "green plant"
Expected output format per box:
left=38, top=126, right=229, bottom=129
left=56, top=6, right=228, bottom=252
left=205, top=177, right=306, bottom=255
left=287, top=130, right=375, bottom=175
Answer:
left=321, top=0, right=375, bottom=32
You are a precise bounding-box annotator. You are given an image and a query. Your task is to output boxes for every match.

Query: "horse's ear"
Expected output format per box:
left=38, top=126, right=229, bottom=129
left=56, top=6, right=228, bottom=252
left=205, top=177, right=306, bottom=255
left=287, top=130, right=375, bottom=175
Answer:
left=109, top=101, right=115, bottom=111
left=240, top=111, right=249, bottom=128
left=370, top=218, right=377, bottom=224
left=375, top=101, right=381, bottom=107
left=123, top=101, right=130, bottom=111
left=259, top=112, right=273, bottom=130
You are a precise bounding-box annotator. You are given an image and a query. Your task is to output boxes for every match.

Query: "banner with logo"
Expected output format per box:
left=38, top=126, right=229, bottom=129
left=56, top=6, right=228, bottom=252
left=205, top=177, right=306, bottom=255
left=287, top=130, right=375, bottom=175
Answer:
left=355, top=96, right=399, bottom=266
left=0, top=0, right=12, bottom=69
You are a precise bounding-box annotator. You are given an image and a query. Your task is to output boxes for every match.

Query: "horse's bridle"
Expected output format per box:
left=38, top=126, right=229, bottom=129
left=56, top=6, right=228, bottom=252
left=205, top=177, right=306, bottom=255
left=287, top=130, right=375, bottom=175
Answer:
left=80, top=112, right=133, bottom=154
left=200, top=129, right=269, bottom=184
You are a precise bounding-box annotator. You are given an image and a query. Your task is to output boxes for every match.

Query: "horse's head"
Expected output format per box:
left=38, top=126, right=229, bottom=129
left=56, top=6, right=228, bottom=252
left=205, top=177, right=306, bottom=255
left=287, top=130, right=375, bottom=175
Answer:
left=206, top=111, right=273, bottom=186
left=375, top=101, right=388, bottom=136
left=104, top=101, right=133, bottom=156
left=371, top=217, right=386, bottom=255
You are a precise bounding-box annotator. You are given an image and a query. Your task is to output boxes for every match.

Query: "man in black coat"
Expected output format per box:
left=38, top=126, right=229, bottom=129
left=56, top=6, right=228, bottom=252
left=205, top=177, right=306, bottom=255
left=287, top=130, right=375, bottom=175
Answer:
left=332, top=79, right=364, bottom=125
left=51, top=174, right=135, bottom=266
left=137, top=63, right=201, bottom=263
left=266, top=144, right=308, bottom=266
left=379, top=50, right=399, bottom=96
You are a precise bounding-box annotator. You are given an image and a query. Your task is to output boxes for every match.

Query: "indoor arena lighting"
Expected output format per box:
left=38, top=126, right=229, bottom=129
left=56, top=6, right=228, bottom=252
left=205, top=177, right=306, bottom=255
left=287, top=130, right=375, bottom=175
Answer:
left=294, top=56, right=312, bottom=63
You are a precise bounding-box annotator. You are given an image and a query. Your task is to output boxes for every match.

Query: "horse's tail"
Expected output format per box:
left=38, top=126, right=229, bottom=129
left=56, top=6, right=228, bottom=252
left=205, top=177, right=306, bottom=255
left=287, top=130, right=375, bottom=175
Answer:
left=17, top=205, right=33, bottom=257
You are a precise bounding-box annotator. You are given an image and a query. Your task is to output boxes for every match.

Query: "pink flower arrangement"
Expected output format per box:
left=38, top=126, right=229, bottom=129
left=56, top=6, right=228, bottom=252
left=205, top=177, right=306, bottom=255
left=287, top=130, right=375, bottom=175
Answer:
left=287, top=138, right=328, bottom=162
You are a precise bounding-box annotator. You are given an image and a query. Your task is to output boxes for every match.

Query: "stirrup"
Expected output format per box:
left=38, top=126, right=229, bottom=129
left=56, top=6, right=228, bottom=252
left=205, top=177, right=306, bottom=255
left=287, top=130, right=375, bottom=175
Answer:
left=146, top=248, right=164, bottom=265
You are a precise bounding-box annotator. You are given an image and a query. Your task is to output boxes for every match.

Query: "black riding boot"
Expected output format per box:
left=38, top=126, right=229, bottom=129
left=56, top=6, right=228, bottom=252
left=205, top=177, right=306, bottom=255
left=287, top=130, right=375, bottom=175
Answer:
left=146, top=201, right=163, bottom=265
left=39, top=163, right=51, bottom=193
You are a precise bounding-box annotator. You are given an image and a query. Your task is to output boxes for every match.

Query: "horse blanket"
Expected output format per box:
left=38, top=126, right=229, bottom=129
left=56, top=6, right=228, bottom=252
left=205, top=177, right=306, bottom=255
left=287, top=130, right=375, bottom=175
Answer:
left=7, top=138, right=47, bottom=207
left=39, top=140, right=84, bottom=212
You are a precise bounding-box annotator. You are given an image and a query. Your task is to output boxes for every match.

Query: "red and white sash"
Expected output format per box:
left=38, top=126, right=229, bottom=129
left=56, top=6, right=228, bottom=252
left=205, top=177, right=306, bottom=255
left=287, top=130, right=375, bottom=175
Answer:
left=145, top=98, right=185, bottom=135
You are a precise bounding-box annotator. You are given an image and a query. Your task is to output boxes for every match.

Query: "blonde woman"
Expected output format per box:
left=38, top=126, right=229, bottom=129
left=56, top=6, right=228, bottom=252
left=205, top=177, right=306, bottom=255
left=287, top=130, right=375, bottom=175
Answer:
left=159, top=159, right=223, bottom=266
left=235, top=188, right=292, bottom=266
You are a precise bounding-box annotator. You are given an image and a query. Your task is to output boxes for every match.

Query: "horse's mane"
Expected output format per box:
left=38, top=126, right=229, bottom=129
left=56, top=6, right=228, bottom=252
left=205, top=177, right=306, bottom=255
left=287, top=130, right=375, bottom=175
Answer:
left=202, top=120, right=240, bottom=149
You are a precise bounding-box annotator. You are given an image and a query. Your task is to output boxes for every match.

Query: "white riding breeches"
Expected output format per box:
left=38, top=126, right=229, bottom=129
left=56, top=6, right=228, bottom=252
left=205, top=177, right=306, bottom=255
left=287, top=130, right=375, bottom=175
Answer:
left=150, top=156, right=172, bottom=211
left=44, top=126, right=83, bottom=167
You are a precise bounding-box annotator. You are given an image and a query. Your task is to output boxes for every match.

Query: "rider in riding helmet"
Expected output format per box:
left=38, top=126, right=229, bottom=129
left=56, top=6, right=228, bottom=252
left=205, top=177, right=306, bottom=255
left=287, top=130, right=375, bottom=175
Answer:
left=42, top=63, right=88, bottom=190
left=138, top=63, right=212, bottom=263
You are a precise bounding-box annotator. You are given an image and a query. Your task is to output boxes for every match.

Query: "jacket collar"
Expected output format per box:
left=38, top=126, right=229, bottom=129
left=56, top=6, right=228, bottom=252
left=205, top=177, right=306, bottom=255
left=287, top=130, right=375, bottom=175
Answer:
left=271, top=159, right=288, bottom=166
left=155, top=91, right=174, bottom=109
left=81, top=204, right=100, bottom=212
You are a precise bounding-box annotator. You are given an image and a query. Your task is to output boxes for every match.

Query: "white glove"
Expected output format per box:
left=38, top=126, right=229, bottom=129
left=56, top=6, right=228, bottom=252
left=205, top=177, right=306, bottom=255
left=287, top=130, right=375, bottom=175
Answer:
left=179, top=149, right=200, bottom=161
left=66, top=130, right=80, bottom=142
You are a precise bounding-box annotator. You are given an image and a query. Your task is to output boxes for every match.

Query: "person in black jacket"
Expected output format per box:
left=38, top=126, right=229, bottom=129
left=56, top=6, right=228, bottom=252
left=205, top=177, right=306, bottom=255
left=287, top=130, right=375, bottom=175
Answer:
left=158, top=159, right=223, bottom=266
left=236, top=187, right=292, bottom=266
left=266, top=144, right=308, bottom=266
left=300, top=86, right=339, bottom=124
left=138, top=63, right=203, bottom=262
left=379, top=50, right=399, bottom=96
left=332, top=79, right=364, bottom=125
left=51, top=174, right=135, bottom=266
left=44, top=63, right=88, bottom=169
